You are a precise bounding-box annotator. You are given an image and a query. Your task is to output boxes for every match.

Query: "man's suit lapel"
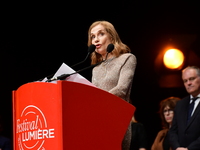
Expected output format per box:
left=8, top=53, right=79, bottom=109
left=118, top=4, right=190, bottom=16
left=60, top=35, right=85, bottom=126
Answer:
left=182, top=96, right=190, bottom=130
left=172, top=95, right=198, bottom=130
left=187, top=100, right=200, bottom=127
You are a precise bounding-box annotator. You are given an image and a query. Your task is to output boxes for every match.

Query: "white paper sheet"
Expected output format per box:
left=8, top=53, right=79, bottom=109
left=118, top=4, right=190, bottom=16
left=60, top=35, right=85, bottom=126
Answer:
left=43, top=62, right=96, bottom=87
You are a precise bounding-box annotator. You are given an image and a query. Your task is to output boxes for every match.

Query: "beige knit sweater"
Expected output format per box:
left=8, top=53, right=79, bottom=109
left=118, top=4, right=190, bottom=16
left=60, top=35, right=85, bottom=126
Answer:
left=92, top=53, right=137, bottom=150
left=92, top=53, right=137, bottom=102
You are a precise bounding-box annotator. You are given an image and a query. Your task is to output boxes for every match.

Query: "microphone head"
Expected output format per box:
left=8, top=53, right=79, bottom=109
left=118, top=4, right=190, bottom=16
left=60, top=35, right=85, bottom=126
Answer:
left=107, top=44, right=115, bottom=53
left=88, top=44, right=96, bottom=53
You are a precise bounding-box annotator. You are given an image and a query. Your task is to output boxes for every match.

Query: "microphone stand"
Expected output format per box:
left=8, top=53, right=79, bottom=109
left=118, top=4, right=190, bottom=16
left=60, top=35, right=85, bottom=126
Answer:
left=70, top=53, right=90, bottom=68
left=46, top=53, right=109, bottom=82
left=71, top=44, right=96, bottom=68
left=38, top=45, right=96, bottom=81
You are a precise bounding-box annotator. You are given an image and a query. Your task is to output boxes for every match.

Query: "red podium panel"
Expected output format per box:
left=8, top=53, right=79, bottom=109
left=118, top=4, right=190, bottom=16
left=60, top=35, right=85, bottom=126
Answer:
left=12, top=81, right=135, bottom=150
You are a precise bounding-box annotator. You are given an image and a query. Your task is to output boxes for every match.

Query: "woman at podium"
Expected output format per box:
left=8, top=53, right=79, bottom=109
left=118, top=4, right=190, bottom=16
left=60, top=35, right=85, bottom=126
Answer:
left=88, top=20, right=137, bottom=150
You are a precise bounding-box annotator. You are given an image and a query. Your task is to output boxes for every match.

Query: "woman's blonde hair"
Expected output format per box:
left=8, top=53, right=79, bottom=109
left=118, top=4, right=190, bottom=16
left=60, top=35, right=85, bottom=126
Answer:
left=87, top=20, right=131, bottom=64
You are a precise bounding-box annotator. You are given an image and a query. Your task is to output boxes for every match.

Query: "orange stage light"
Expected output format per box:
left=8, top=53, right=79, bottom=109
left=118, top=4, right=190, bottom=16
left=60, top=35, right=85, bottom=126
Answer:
left=163, top=49, right=184, bottom=69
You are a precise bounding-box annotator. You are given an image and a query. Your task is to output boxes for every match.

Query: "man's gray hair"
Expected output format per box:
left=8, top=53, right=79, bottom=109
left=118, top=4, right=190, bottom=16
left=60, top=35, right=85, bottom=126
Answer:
left=182, top=66, right=200, bottom=76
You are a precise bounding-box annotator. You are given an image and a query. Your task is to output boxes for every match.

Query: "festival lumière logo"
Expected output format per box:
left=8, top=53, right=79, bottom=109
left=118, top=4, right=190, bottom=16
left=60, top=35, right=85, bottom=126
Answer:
left=16, top=105, right=55, bottom=150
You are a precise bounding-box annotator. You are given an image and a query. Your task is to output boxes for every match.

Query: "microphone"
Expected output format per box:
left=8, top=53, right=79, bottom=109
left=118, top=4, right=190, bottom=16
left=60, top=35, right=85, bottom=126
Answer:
left=70, top=44, right=96, bottom=68
left=106, top=43, right=115, bottom=53
left=104, top=43, right=114, bottom=60
left=47, top=43, right=115, bottom=82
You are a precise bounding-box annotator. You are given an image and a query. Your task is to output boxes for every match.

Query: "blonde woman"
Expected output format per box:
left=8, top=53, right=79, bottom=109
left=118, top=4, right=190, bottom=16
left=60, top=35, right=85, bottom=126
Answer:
left=88, top=20, right=137, bottom=150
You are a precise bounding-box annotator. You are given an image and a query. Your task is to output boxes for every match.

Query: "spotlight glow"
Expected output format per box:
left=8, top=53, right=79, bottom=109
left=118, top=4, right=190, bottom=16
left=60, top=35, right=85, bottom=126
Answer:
left=163, top=49, right=184, bottom=69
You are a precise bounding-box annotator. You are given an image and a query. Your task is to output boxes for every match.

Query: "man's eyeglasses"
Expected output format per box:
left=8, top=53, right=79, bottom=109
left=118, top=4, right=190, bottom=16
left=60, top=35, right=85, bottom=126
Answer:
left=163, top=109, right=173, bottom=114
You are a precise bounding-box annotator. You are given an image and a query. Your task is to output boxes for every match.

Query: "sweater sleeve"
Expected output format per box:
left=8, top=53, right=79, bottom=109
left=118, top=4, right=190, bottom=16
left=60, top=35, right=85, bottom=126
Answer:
left=109, top=54, right=137, bottom=100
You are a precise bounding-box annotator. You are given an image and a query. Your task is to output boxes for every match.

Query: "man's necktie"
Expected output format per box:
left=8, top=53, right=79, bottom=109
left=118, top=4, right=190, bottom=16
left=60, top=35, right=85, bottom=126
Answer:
left=187, top=97, right=199, bottom=124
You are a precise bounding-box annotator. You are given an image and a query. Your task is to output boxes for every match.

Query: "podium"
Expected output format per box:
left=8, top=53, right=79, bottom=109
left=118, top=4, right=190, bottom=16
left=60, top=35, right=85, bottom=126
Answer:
left=12, top=81, right=135, bottom=150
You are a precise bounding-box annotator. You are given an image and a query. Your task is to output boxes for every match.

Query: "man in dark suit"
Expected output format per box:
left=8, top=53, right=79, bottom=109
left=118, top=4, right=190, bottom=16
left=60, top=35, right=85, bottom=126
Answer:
left=169, top=66, right=200, bottom=150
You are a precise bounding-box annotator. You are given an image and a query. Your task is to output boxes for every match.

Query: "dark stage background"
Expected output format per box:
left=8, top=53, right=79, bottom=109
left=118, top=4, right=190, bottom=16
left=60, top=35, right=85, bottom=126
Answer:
left=1, top=1, right=200, bottom=149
